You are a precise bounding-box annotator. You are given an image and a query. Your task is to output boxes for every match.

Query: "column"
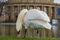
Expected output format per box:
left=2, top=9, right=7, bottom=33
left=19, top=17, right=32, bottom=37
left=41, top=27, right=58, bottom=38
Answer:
left=19, top=5, right=21, bottom=13
left=47, top=7, right=52, bottom=37
left=40, top=28, right=46, bottom=38
left=10, top=6, right=16, bottom=22
left=42, top=5, right=44, bottom=11
left=47, top=29, right=52, bottom=37
left=49, top=7, right=52, bottom=19
left=33, top=29, right=37, bottom=37
left=54, top=7, right=57, bottom=18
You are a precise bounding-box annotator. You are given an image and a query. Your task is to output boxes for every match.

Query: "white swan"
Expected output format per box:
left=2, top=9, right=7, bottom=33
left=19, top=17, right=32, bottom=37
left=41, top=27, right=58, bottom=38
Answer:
left=16, top=9, right=51, bottom=37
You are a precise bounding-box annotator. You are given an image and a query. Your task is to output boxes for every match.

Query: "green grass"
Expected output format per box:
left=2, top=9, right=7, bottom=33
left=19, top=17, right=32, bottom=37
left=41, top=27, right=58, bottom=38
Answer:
left=0, top=36, right=60, bottom=40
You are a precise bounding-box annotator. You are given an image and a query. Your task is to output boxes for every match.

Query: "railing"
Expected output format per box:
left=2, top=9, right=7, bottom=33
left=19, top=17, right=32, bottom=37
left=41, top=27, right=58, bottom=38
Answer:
left=0, top=23, right=57, bottom=37
left=0, top=23, right=16, bottom=36
left=0, top=23, right=16, bottom=25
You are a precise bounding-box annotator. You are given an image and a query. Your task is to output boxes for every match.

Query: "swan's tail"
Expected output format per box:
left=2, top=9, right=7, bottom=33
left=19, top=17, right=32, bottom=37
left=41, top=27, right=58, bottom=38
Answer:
left=16, top=9, right=28, bottom=32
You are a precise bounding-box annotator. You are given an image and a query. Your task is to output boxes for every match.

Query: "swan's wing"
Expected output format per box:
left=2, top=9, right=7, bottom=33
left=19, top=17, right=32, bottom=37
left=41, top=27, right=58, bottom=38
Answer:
left=42, top=11, right=50, bottom=22
left=30, top=21, right=51, bottom=30
left=37, top=10, right=50, bottom=22
left=23, top=9, right=51, bottom=30
left=24, top=9, right=50, bottom=22
left=24, top=19, right=51, bottom=30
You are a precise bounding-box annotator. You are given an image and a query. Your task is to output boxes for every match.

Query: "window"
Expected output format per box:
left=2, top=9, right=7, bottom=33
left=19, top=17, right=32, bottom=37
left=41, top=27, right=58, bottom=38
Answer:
left=21, top=6, right=26, bottom=10
left=29, top=6, right=34, bottom=9
left=52, top=19, right=58, bottom=25
left=57, top=8, right=60, bottom=16
left=51, top=7, right=54, bottom=14
left=51, top=19, right=58, bottom=34
left=6, top=6, right=11, bottom=22
left=14, top=6, right=18, bottom=21
left=44, top=7, right=47, bottom=12
left=36, top=6, right=42, bottom=10
left=44, top=6, right=49, bottom=14
left=58, top=19, right=60, bottom=29
left=52, top=25, right=57, bottom=33
left=51, top=7, right=55, bottom=23
left=51, top=7, right=54, bottom=19
left=7, top=6, right=11, bottom=14
left=14, top=6, right=18, bottom=14
left=2, top=6, right=5, bottom=15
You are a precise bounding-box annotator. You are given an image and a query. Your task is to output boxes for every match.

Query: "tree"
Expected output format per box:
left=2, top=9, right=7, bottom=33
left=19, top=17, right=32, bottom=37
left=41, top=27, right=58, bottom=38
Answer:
left=0, top=1, right=5, bottom=16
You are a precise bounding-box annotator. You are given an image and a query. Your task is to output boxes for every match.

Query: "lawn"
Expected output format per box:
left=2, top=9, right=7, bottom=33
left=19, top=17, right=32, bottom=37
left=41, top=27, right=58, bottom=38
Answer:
left=0, top=36, right=60, bottom=40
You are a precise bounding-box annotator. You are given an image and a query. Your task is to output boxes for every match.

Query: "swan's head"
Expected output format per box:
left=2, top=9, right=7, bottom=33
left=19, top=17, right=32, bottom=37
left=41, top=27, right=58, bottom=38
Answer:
left=16, top=9, right=28, bottom=32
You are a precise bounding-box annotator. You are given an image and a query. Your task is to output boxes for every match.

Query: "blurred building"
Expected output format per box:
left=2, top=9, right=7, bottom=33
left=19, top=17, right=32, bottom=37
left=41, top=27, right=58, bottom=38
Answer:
left=0, top=0, right=60, bottom=37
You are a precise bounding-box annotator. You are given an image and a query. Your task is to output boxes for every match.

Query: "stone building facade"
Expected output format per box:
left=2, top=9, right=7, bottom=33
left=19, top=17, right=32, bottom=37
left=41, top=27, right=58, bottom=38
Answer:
left=0, top=0, right=60, bottom=37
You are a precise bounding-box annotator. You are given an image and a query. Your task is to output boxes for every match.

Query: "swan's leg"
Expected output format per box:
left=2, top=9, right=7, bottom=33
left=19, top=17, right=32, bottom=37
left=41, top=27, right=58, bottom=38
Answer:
left=24, top=29, right=27, bottom=38
left=37, top=29, right=39, bottom=37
